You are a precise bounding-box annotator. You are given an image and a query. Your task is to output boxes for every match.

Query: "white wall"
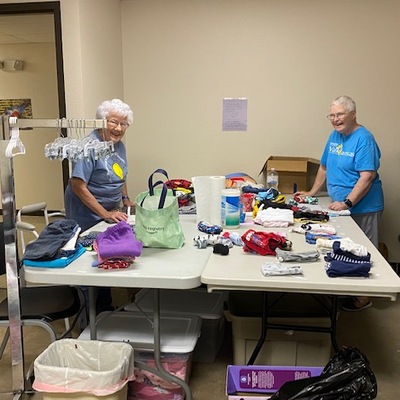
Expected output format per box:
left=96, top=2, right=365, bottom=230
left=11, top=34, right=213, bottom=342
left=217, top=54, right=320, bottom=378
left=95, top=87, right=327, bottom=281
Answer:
left=3, top=0, right=400, bottom=261
left=120, top=0, right=400, bottom=260
left=60, top=0, right=124, bottom=118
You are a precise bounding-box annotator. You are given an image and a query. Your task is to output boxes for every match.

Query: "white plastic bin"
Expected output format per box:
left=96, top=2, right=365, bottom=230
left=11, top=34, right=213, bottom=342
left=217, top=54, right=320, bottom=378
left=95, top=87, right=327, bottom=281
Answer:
left=125, top=288, right=226, bottom=362
left=33, top=339, right=135, bottom=400
left=79, top=311, right=201, bottom=353
left=79, top=312, right=201, bottom=400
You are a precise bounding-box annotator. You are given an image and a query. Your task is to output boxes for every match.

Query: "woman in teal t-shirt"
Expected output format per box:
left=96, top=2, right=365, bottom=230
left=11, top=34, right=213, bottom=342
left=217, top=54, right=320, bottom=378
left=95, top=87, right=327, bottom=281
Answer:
left=295, top=95, right=384, bottom=312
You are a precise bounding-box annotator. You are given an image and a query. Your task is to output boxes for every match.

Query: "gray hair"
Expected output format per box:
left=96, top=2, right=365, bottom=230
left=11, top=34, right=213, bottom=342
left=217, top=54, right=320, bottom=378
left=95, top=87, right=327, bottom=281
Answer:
left=330, top=95, right=356, bottom=113
left=96, top=99, right=134, bottom=125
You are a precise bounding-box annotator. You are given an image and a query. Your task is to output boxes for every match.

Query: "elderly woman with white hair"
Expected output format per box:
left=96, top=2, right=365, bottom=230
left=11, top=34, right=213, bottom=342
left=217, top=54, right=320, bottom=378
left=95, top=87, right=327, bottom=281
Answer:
left=295, top=95, right=384, bottom=311
left=64, top=99, right=135, bottom=314
left=65, top=98, right=134, bottom=232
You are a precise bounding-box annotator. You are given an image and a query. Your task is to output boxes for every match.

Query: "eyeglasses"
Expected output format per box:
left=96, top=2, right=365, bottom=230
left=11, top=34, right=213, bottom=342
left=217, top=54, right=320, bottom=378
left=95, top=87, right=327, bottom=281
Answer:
left=326, top=112, right=349, bottom=121
left=107, top=119, right=130, bottom=129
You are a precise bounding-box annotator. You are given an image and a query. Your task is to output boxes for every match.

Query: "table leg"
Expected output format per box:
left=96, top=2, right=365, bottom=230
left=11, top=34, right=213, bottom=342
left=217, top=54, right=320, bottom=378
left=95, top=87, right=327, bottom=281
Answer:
left=247, top=292, right=268, bottom=365
left=89, top=287, right=97, bottom=340
left=152, top=289, right=192, bottom=400
left=329, top=296, right=339, bottom=352
left=247, top=293, right=340, bottom=365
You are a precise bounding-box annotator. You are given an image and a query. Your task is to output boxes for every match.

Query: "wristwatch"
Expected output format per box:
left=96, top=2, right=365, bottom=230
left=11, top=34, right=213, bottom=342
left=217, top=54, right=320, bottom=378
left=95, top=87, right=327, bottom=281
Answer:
left=344, top=198, right=353, bottom=208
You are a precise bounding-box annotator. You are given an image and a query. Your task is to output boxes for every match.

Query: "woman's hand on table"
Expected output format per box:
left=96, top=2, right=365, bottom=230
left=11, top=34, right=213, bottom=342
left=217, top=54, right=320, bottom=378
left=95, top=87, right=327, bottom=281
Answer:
left=104, top=209, right=129, bottom=223
left=328, top=201, right=349, bottom=211
left=293, top=191, right=314, bottom=197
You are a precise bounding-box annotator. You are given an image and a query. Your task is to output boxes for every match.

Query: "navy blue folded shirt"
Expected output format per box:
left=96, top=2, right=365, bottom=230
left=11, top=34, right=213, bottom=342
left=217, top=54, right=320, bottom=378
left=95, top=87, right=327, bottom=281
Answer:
left=23, top=219, right=79, bottom=261
left=326, top=259, right=371, bottom=278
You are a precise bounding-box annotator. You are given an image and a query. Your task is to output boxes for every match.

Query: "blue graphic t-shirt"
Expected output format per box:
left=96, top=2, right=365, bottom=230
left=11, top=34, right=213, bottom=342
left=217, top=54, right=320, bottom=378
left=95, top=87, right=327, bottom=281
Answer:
left=320, top=126, right=383, bottom=214
left=64, top=130, right=128, bottom=230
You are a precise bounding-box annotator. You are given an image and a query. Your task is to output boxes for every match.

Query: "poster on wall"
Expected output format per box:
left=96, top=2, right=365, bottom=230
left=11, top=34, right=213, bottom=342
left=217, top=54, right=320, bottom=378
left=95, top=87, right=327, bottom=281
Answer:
left=222, top=98, right=247, bottom=131
left=0, top=98, right=32, bottom=119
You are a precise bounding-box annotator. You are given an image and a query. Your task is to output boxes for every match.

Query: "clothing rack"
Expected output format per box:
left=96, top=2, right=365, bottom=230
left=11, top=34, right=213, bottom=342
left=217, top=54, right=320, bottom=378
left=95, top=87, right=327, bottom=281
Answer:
left=0, top=116, right=105, bottom=398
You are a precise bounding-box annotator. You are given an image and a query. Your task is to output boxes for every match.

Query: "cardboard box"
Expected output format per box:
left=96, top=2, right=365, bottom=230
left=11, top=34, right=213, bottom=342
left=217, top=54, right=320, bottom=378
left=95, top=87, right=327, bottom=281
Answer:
left=42, top=386, right=128, bottom=400
left=259, top=156, right=320, bottom=194
left=226, top=312, right=332, bottom=367
left=226, top=365, right=324, bottom=395
left=226, top=292, right=333, bottom=367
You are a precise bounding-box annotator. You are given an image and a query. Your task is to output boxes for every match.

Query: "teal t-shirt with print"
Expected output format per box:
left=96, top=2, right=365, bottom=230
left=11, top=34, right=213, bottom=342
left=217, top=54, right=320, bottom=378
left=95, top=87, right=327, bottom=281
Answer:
left=321, top=126, right=383, bottom=214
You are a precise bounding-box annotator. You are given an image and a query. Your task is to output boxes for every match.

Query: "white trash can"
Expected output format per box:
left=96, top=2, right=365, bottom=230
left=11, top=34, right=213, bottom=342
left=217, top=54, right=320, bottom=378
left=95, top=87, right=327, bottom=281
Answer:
left=33, top=339, right=135, bottom=400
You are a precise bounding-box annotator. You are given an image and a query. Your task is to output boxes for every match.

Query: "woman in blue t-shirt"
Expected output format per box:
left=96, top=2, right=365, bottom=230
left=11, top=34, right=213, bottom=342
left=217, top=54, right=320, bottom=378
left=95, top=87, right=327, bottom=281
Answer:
left=295, top=95, right=384, bottom=311
left=65, top=98, right=135, bottom=231
left=64, top=98, right=135, bottom=314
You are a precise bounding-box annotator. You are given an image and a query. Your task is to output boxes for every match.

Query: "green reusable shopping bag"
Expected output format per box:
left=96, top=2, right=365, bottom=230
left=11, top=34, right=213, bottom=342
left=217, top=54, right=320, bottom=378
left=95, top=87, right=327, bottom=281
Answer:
left=135, top=169, right=185, bottom=249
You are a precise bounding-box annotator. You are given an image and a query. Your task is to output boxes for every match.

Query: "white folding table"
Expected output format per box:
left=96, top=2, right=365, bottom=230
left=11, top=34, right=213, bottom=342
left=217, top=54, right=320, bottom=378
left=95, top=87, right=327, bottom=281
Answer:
left=24, top=203, right=400, bottom=393
left=24, top=215, right=212, bottom=400
left=201, top=206, right=400, bottom=363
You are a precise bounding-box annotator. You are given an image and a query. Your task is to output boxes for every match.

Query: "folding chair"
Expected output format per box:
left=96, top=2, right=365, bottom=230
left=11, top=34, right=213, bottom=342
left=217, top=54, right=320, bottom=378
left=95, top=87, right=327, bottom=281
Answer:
left=16, top=202, right=65, bottom=253
left=0, top=222, right=86, bottom=363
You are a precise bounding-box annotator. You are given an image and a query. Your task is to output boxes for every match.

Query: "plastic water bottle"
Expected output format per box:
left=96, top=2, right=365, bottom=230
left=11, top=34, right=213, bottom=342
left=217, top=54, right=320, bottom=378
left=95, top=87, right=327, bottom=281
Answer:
left=266, top=168, right=279, bottom=190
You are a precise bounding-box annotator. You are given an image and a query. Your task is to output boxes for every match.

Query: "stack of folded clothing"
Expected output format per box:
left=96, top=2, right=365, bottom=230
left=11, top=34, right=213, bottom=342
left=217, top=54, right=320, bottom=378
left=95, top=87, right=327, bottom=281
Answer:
left=325, top=240, right=371, bottom=278
left=288, top=195, right=319, bottom=205
left=292, top=223, right=339, bottom=245
left=23, top=219, right=85, bottom=268
left=305, top=232, right=342, bottom=244
left=254, top=207, right=294, bottom=228
left=293, top=209, right=330, bottom=223
left=276, top=248, right=320, bottom=263
left=93, top=221, right=142, bottom=269
left=300, top=222, right=337, bottom=235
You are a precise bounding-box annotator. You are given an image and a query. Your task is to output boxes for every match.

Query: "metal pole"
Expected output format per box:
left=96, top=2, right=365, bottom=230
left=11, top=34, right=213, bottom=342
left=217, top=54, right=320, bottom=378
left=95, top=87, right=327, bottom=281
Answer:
left=1, top=115, right=24, bottom=396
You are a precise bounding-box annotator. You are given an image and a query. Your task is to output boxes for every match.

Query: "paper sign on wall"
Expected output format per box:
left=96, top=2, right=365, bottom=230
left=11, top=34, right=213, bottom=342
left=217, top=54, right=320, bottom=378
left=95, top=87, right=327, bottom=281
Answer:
left=222, top=98, right=247, bottom=131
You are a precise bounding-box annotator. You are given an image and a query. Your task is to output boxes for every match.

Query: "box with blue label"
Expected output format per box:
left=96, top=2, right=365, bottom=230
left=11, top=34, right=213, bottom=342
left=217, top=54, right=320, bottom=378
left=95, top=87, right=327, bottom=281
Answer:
left=226, top=365, right=324, bottom=396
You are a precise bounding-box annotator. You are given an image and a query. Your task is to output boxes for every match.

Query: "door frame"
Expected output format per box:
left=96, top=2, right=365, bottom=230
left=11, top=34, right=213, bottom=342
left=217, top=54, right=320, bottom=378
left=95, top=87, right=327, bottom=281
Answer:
left=0, top=1, right=69, bottom=190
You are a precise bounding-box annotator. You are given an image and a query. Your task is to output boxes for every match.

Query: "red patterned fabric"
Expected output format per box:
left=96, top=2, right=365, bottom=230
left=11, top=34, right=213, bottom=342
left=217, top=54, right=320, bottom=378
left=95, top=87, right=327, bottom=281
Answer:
left=241, top=229, right=290, bottom=256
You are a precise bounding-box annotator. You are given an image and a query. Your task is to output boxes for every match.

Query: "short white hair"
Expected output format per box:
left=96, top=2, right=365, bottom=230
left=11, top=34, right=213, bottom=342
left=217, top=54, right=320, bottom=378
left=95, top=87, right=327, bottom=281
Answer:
left=96, top=99, right=134, bottom=125
left=330, top=95, right=356, bottom=113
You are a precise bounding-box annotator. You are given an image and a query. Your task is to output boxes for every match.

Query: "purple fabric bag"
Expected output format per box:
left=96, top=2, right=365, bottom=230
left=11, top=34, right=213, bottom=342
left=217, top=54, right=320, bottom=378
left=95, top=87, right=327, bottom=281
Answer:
left=95, top=221, right=142, bottom=259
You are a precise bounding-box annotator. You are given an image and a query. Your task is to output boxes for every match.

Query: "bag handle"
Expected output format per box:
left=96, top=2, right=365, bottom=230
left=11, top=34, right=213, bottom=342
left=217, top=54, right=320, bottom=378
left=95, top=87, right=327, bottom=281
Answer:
left=140, top=182, right=168, bottom=209
left=148, top=168, right=169, bottom=195
left=151, top=181, right=168, bottom=209
left=141, top=169, right=171, bottom=209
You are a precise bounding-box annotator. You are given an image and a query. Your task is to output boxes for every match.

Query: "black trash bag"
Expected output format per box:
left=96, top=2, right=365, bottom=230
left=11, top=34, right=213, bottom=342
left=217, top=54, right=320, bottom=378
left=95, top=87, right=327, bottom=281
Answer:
left=270, top=347, right=377, bottom=400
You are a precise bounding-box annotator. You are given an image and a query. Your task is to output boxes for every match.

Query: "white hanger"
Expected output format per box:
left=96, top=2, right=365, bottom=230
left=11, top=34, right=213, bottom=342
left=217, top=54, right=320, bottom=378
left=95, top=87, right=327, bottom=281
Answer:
left=5, top=116, right=26, bottom=158
left=44, top=118, right=115, bottom=161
